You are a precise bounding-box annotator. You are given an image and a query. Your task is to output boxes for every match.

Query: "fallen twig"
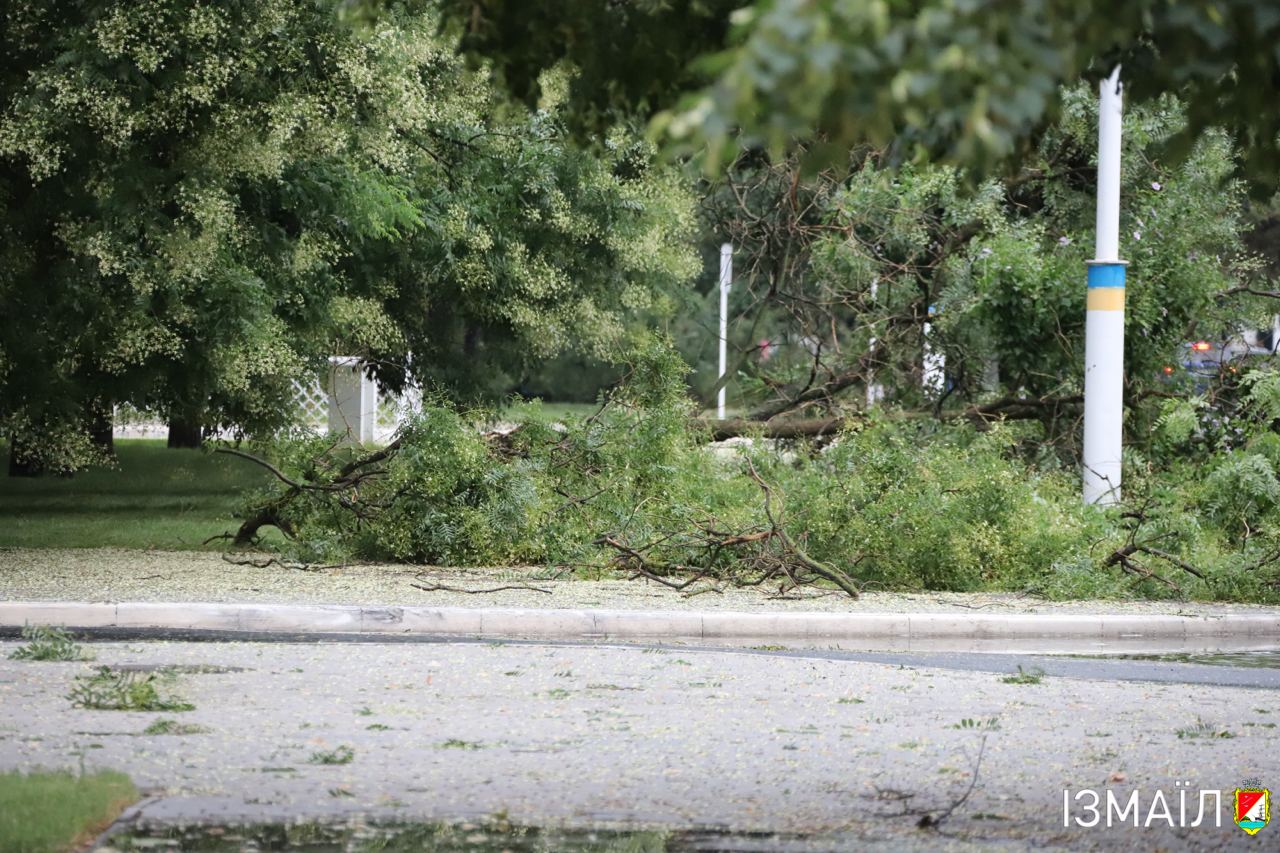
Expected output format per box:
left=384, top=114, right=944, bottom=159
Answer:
left=681, top=585, right=725, bottom=598
left=409, top=581, right=553, bottom=595
left=919, top=734, right=988, bottom=829
left=1105, top=545, right=1182, bottom=593
left=746, top=459, right=860, bottom=599
left=220, top=553, right=336, bottom=573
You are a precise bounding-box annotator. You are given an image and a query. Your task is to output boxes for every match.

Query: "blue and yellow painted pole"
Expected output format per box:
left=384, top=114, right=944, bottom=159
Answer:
left=1082, top=68, right=1125, bottom=505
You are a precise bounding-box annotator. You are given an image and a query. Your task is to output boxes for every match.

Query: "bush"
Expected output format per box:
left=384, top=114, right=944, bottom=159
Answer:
left=235, top=342, right=1280, bottom=603
left=779, top=419, right=1101, bottom=592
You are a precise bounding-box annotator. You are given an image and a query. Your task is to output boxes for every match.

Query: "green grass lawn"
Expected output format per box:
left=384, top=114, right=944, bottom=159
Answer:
left=0, top=769, right=136, bottom=853
left=0, top=402, right=596, bottom=552
left=0, top=441, right=270, bottom=551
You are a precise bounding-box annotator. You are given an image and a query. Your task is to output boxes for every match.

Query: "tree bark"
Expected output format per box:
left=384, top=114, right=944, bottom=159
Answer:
left=167, top=414, right=204, bottom=449
left=698, top=416, right=859, bottom=441
left=698, top=394, right=1084, bottom=440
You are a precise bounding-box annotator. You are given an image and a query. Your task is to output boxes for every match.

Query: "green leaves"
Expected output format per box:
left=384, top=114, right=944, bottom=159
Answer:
left=447, top=0, right=1280, bottom=188
left=0, top=3, right=699, bottom=461
left=1243, top=369, right=1280, bottom=423
left=1154, top=397, right=1206, bottom=447
left=1203, top=452, right=1280, bottom=536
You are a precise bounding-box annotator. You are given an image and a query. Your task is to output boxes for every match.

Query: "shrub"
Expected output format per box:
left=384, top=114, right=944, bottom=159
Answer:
left=777, top=419, right=1100, bottom=592
left=234, top=342, right=1280, bottom=603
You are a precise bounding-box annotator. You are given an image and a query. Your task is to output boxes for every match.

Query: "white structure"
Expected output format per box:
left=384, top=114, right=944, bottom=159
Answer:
left=718, top=242, right=732, bottom=420
left=1082, top=67, right=1126, bottom=505
left=866, top=278, right=885, bottom=405
left=112, top=357, right=411, bottom=445
left=922, top=304, right=945, bottom=397
left=326, top=356, right=378, bottom=444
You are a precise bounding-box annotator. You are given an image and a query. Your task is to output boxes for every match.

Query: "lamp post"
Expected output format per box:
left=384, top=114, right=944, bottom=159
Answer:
left=1083, top=67, right=1126, bottom=505
left=718, top=243, right=731, bottom=420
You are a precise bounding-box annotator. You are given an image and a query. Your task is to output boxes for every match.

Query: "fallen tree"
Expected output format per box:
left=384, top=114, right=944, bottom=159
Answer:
left=213, top=341, right=1280, bottom=605
left=698, top=394, right=1085, bottom=440
left=220, top=431, right=861, bottom=598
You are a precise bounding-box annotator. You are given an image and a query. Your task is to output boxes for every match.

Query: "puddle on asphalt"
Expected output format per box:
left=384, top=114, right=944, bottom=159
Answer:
left=100, top=821, right=842, bottom=852
left=1073, top=649, right=1280, bottom=669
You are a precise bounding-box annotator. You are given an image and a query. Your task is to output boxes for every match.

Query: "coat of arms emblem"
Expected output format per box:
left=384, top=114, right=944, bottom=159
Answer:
left=1234, top=785, right=1270, bottom=835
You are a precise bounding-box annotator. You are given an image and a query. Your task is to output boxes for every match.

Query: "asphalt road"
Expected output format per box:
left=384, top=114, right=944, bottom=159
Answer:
left=767, top=648, right=1280, bottom=690
left=1, top=639, right=1277, bottom=851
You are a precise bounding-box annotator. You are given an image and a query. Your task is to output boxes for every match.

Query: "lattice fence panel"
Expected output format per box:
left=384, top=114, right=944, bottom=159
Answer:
left=112, top=364, right=415, bottom=443
left=375, top=385, right=420, bottom=443
left=291, top=376, right=329, bottom=433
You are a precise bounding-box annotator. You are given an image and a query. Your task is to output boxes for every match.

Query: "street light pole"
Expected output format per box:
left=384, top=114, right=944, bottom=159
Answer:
left=718, top=243, right=731, bottom=420
left=1083, top=67, right=1126, bottom=505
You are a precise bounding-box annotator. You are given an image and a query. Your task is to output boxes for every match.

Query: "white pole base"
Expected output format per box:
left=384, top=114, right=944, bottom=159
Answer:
left=1082, top=262, right=1126, bottom=505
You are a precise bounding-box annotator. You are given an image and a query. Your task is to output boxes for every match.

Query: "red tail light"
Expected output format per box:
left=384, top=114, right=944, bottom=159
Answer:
left=1190, top=341, right=1212, bottom=352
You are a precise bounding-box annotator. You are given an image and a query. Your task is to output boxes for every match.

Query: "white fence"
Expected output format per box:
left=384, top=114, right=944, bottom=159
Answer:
left=113, top=357, right=417, bottom=445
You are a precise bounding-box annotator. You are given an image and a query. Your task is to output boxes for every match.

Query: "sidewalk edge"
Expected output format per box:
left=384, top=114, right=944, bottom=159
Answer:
left=3, top=601, right=1279, bottom=641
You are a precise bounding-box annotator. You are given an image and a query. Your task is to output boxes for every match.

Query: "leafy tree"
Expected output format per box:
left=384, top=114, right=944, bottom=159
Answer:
left=0, top=2, right=697, bottom=471
left=668, top=90, right=1270, bottom=448
left=348, top=55, right=700, bottom=403
left=0, top=0, right=422, bottom=469
left=443, top=0, right=1280, bottom=185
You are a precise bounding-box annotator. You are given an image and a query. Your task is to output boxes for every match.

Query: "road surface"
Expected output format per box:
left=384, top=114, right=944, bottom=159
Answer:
left=1, top=639, right=1276, bottom=850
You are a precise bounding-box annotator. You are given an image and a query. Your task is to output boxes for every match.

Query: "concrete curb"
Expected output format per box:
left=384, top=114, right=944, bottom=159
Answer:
left=3, top=601, right=1280, bottom=642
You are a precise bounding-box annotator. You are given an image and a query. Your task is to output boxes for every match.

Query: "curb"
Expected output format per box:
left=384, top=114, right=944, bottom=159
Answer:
left=3, top=601, right=1280, bottom=642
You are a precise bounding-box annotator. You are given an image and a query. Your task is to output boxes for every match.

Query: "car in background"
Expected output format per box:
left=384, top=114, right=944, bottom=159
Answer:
left=1167, top=318, right=1280, bottom=390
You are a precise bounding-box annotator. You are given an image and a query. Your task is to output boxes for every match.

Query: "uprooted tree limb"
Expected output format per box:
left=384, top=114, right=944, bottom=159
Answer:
left=217, top=442, right=403, bottom=546
left=1102, top=500, right=1212, bottom=594
left=223, top=433, right=861, bottom=598
left=697, top=394, right=1086, bottom=440
left=595, top=461, right=860, bottom=599
left=222, top=419, right=865, bottom=598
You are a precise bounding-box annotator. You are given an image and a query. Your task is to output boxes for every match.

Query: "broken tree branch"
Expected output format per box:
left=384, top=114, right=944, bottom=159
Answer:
left=410, top=581, right=553, bottom=595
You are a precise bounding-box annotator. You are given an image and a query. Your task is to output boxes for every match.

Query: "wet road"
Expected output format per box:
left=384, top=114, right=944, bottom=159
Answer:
left=756, top=648, right=1280, bottom=690
left=12, top=626, right=1280, bottom=689
left=1, top=638, right=1276, bottom=851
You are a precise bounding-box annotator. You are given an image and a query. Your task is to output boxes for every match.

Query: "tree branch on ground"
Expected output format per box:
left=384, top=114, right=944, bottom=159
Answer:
left=592, top=462, right=860, bottom=599
left=409, top=580, right=553, bottom=595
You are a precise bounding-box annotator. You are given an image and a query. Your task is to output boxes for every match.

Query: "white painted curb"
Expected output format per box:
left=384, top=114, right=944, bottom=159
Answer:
left=2, top=601, right=1280, bottom=641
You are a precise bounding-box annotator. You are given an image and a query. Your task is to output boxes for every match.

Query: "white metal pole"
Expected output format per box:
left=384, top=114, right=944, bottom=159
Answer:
left=866, top=278, right=884, bottom=405
left=922, top=304, right=945, bottom=397
left=718, top=243, right=731, bottom=420
left=1083, top=67, right=1126, bottom=505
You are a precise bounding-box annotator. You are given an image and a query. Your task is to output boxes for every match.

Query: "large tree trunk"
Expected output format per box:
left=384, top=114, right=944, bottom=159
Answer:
left=7, top=438, right=42, bottom=477
left=167, top=414, right=204, bottom=449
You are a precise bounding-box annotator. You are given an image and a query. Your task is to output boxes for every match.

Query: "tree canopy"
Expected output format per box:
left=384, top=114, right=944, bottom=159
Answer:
left=443, top=0, right=1280, bottom=185
left=0, top=1, right=696, bottom=470
left=5, top=0, right=1280, bottom=475
left=674, top=89, right=1268, bottom=434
